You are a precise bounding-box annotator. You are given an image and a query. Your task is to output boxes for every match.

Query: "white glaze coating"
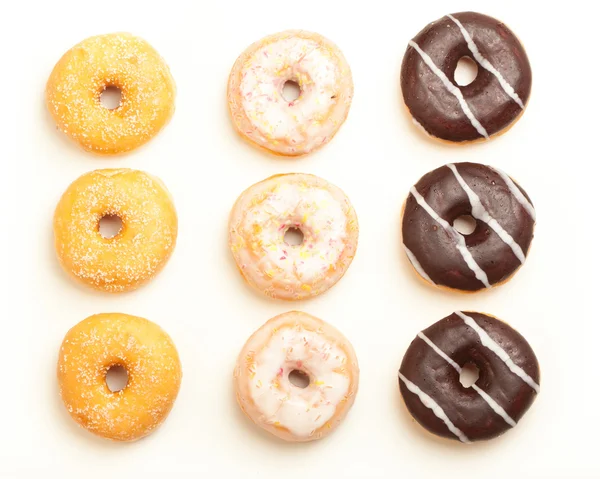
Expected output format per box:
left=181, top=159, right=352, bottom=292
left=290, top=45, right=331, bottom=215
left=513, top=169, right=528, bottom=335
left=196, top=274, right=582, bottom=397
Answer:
left=417, top=332, right=517, bottom=427
left=491, top=167, right=537, bottom=221
left=456, top=312, right=540, bottom=393
left=228, top=30, right=353, bottom=156
left=446, top=15, right=525, bottom=109
left=408, top=40, right=489, bottom=139
left=448, top=164, right=526, bottom=263
left=409, top=186, right=491, bottom=288
left=398, top=372, right=470, bottom=443
left=229, top=174, right=358, bottom=300
left=404, top=246, right=434, bottom=284
left=234, top=311, right=359, bottom=442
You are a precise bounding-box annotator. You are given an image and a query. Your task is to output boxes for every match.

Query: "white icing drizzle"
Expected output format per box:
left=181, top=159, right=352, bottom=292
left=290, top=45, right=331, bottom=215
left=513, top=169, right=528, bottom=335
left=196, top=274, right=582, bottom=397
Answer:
left=417, top=332, right=461, bottom=371
left=447, top=164, right=526, bottom=264
left=409, top=187, right=491, bottom=288
left=446, top=15, right=525, bottom=109
left=398, top=372, right=470, bottom=443
left=471, top=385, right=517, bottom=428
left=417, top=332, right=517, bottom=428
left=456, top=312, right=540, bottom=393
left=490, top=167, right=536, bottom=221
left=408, top=40, right=489, bottom=139
left=404, top=246, right=434, bottom=284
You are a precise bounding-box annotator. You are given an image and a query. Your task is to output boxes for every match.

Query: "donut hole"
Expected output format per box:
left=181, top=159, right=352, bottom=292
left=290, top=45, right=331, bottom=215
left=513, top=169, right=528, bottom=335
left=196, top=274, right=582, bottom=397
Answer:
left=105, top=365, right=129, bottom=392
left=100, top=86, right=123, bottom=110
left=282, top=80, right=301, bottom=102
left=454, top=57, right=479, bottom=86
left=98, top=215, right=123, bottom=239
left=284, top=227, right=304, bottom=246
left=288, top=369, right=310, bottom=389
left=459, top=362, right=480, bottom=388
left=453, top=215, right=477, bottom=235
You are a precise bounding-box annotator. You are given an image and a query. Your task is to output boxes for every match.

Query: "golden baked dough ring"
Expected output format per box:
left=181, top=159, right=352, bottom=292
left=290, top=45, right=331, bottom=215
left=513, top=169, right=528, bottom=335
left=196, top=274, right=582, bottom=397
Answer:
left=53, top=169, right=178, bottom=292
left=57, top=313, right=182, bottom=441
left=46, top=32, right=176, bottom=155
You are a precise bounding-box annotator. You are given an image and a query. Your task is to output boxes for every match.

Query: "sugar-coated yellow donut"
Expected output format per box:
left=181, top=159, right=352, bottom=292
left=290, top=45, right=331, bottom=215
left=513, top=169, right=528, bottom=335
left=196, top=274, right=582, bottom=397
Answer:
left=53, top=169, right=177, bottom=293
left=58, top=313, right=182, bottom=441
left=46, top=33, right=176, bottom=155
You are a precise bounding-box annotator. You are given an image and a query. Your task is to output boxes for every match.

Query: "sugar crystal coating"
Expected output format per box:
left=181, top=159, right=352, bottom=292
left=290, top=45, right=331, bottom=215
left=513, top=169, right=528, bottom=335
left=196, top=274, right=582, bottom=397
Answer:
left=57, top=313, right=182, bottom=441
left=53, top=169, right=178, bottom=292
left=46, top=32, right=176, bottom=154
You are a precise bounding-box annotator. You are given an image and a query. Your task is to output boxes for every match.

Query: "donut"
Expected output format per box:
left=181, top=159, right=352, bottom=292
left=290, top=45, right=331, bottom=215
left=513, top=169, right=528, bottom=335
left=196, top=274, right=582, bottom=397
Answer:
left=228, top=173, right=358, bottom=300
left=227, top=30, right=353, bottom=156
left=53, top=169, right=178, bottom=292
left=234, top=311, right=359, bottom=442
left=402, top=162, right=535, bottom=292
left=401, top=12, right=531, bottom=143
left=57, top=313, right=182, bottom=441
left=46, top=33, right=176, bottom=154
left=398, top=311, right=540, bottom=442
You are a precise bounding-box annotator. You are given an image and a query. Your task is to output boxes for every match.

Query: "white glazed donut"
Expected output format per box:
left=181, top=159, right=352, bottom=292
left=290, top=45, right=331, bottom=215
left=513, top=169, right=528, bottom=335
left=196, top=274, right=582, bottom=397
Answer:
left=234, top=311, right=359, bottom=442
left=228, top=173, right=359, bottom=300
left=227, top=30, right=353, bottom=156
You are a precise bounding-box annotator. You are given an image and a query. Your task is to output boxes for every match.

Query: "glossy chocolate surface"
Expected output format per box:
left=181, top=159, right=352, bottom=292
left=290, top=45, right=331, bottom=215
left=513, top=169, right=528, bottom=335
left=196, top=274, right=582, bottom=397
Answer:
left=401, top=12, right=532, bottom=142
left=402, top=162, right=535, bottom=292
left=399, top=312, right=540, bottom=442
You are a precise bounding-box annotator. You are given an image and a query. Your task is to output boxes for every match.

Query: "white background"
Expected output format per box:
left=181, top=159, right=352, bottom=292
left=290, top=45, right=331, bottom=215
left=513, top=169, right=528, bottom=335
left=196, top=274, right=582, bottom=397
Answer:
left=1, top=0, right=598, bottom=477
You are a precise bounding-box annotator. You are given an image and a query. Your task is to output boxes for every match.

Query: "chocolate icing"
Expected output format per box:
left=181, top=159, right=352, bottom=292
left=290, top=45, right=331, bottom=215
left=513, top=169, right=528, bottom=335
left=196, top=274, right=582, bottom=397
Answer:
left=401, top=12, right=532, bottom=142
left=399, top=311, right=540, bottom=442
left=402, top=162, right=535, bottom=292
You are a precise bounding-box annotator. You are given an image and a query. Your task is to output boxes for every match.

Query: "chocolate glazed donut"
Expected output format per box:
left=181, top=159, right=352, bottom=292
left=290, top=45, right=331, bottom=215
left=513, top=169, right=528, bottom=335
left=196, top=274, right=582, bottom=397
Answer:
left=401, top=12, right=532, bottom=142
left=402, top=162, right=535, bottom=292
left=399, top=312, right=540, bottom=442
